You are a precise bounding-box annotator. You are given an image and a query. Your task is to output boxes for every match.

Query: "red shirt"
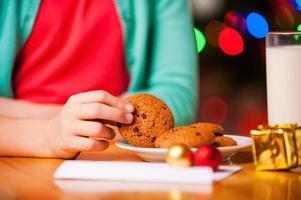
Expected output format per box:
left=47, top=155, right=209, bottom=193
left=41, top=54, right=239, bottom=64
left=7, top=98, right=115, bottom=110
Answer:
left=13, top=0, right=129, bottom=104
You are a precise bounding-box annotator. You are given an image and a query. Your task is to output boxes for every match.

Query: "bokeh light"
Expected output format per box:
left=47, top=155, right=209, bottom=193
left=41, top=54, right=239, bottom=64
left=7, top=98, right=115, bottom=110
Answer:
left=191, top=0, right=225, bottom=21
left=291, top=0, right=301, bottom=11
left=204, top=20, right=226, bottom=47
left=274, top=6, right=295, bottom=29
left=224, top=11, right=246, bottom=35
left=246, top=12, right=269, bottom=39
left=201, top=96, right=228, bottom=124
left=194, top=28, right=206, bottom=53
left=294, top=24, right=301, bottom=40
left=218, top=27, right=244, bottom=56
left=235, top=105, right=267, bottom=136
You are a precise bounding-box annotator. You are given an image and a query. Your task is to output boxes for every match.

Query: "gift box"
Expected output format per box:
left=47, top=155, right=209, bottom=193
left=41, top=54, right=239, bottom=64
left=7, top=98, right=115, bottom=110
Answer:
left=251, top=124, right=301, bottom=170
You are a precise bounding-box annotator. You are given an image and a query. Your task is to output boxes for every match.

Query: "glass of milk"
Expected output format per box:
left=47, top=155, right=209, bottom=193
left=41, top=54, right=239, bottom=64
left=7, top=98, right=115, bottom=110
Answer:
left=266, top=32, right=301, bottom=125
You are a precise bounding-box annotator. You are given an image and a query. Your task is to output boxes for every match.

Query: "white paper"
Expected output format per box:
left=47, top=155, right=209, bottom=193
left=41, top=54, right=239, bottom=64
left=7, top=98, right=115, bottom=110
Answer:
left=54, top=161, right=241, bottom=185
left=55, top=180, right=213, bottom=193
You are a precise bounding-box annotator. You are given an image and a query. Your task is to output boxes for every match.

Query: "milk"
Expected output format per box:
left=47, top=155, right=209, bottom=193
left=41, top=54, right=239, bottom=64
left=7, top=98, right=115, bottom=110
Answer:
left=266, top=46, right=301, bottom=125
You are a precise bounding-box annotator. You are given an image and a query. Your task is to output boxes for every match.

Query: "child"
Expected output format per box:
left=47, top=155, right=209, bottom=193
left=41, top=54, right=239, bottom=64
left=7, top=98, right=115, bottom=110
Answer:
left=0, top=0, right=198, bottom=158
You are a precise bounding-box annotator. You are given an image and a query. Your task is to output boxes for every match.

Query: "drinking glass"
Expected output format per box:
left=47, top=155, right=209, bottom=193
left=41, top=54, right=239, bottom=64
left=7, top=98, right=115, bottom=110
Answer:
left=266, top=32, right=301, bottom=125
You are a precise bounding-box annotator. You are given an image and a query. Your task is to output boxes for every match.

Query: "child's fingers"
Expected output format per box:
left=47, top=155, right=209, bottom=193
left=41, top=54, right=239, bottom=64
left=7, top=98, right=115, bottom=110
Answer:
left=70, top=137, right=109, bottom=152
left=73, top=120, right=115, bottom=140
left=69, top=91, right=134, bottom=113
left=76, top=103, right=133, bottom=124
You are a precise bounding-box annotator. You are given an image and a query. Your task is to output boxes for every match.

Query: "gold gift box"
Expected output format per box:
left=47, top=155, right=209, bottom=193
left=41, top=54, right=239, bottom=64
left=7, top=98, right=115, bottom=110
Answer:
left=251, top=124, right=301, bottom=170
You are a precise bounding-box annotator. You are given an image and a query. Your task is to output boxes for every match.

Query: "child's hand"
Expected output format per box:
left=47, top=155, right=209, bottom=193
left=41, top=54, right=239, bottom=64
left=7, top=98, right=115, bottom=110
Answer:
left=46, top=91, right=134, bottom=158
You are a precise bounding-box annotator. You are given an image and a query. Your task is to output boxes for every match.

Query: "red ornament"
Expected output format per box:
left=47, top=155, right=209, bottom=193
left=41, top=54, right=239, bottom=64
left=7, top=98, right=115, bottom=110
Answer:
left=194, top=145, right=222, bottom=171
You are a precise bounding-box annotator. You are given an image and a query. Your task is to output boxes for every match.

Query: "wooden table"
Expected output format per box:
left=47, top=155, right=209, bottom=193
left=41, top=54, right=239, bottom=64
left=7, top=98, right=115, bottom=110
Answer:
left=0, top=144, right=300, bottom=200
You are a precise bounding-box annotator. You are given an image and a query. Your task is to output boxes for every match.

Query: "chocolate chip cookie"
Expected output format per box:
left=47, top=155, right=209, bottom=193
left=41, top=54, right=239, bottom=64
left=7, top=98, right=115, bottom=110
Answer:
left=213, top=136, right=237, bottom=147
left=190, top=123, right=224, bottom=136
left=118, top=94, right=174, bottom=147
left=154, top=125, right=216, bottom=148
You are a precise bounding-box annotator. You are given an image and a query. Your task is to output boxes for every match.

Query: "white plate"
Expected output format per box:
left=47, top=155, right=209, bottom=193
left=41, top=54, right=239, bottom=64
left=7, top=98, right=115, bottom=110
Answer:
left=116, top=135, right=252, bottom=162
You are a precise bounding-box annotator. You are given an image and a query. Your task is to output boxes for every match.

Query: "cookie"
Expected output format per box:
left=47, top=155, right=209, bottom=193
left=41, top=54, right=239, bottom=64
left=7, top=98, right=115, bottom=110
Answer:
left=214, top=136, right=237, bottom=147
left=118, top=94, right=174, bottom=147
left=190, top=123, right=224, bottom=136
left=154, top=125, right=215, bottom=148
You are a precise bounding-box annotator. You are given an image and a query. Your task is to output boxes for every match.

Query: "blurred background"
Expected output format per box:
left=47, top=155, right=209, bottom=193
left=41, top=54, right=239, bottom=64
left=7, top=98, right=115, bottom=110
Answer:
left=190, top=0, right=301, bottom=135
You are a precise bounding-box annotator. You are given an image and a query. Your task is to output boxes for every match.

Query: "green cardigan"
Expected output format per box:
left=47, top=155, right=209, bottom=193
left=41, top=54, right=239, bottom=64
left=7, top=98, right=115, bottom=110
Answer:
left=0, top=0, right=198, bottom=126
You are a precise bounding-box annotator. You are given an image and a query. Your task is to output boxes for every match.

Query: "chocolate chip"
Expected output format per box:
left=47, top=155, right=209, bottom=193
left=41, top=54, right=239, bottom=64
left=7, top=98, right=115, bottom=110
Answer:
left=195, top=132, right=200, bottom=136
left=133, top=127, right=140, bottom=133
left=142, top=113, right=146, bottom=119
left=137, top=132, right=142, bottom=137
left=133, top=111, right=137, bottom=116
left=214, top=131, right=223, bottom=136
left=151, top=137, right=156, bottom=142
